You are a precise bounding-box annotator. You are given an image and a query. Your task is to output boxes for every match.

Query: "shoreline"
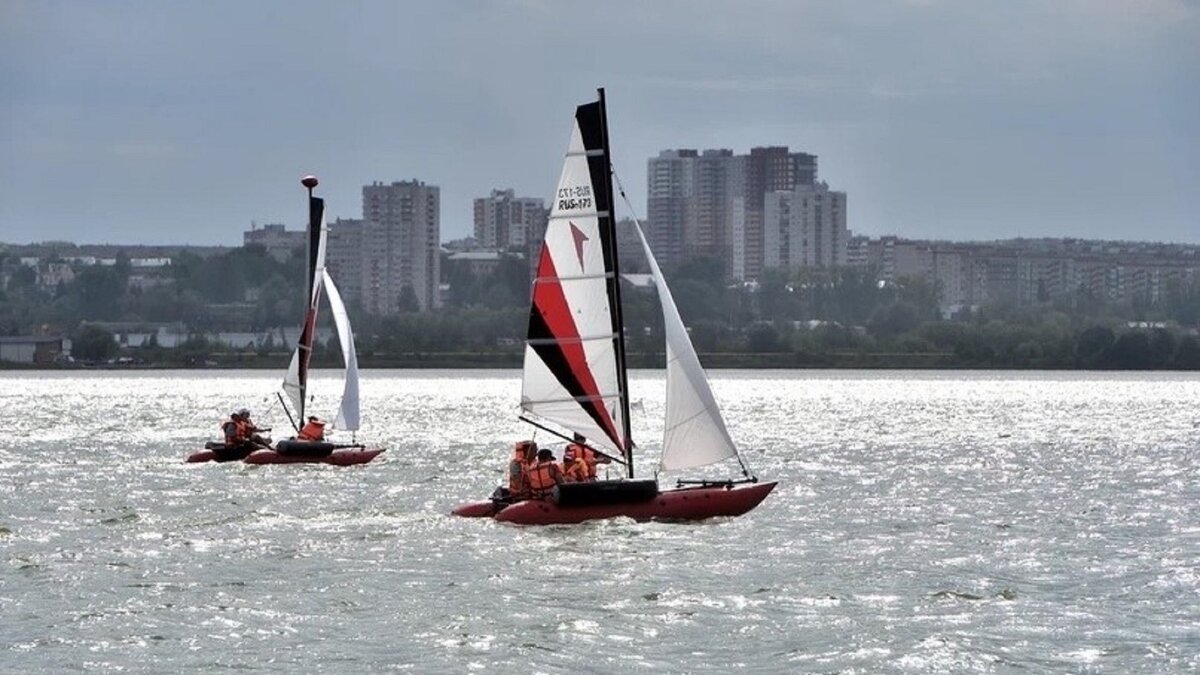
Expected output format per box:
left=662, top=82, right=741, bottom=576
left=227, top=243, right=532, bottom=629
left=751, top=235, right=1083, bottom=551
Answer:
left=4, top=351, right=1198, bottom=371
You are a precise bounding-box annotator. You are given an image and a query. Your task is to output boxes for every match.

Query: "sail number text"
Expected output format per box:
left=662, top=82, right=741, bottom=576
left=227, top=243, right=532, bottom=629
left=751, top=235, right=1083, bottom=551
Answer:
left=557, top=185, right=592, bottom=211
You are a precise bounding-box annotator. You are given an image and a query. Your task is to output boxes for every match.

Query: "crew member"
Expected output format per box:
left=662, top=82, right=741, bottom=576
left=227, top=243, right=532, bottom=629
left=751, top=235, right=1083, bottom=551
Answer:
left=565, top=433, right=612, bottom=482
left=507, top=440, right=537, bottom=500
left=222, top=412, right=243, bottom=446
left=214, top=411, right=255, bottom=461
left=237, top=408, right=272, bottom=449
left=526, top=448, right=564, bottom=500
left=562, top=443, right=588, bottom=483
left=298, top=416, right=326, bottom=441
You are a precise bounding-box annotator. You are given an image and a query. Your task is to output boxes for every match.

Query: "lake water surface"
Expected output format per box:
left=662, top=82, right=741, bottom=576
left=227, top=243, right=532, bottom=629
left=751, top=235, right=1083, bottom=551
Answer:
left=2, top=369, right=1198, bottom=672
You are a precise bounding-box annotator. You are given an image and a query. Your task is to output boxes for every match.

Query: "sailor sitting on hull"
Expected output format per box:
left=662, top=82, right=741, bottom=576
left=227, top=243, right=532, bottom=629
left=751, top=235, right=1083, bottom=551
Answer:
left=526, top=448, right=565, bottom=500
left=222, top=413, right=242, bottom=446
left=492, top=440, right=537, bottom=503
left=212, top=409, right=270, bottom=460
left=297, top=416, right=327, bottom=441
left=563, top=434, right=612, bottom=482
left=236, top=408, right=272, bottom=448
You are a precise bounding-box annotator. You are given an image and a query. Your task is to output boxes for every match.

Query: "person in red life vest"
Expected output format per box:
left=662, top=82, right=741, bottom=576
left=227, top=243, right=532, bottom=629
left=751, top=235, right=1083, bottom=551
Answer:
left=506, top=440, right=537, bottom=500
left=298, top=416, right=326, bottom=441
left=526, top=448, right=564, bottom=500
left=236, top=408, right=272, bottom=449
left=564, top=433, right=612, bottom=482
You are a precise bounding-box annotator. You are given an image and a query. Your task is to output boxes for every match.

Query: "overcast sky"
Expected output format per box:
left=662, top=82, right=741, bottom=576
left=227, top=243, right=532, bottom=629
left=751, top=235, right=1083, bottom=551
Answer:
left=2, top=0, right=1197, bottom=246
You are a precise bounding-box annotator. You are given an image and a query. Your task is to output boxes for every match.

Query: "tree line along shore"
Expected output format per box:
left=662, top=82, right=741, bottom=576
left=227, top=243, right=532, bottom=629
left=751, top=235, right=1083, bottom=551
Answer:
left=3, top=244, right=1199, bottom=370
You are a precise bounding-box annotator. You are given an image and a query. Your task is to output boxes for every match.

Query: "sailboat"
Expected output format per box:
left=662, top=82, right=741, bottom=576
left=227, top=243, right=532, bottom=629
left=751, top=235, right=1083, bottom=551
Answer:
left=452, top=89, right=776, bottom=524
left=187, top=176, right=384, bottom=466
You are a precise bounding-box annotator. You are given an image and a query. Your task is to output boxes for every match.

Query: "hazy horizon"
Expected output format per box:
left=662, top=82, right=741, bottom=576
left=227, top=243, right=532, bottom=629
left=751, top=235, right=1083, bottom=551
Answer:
left=2, top=1, right=1197, bottom=247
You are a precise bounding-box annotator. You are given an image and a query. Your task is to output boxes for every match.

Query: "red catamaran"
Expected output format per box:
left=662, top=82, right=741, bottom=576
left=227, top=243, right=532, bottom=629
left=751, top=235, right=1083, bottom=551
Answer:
left=188, top=177, right=384, bottom=466
left=453, top=89, right=776, bottom=524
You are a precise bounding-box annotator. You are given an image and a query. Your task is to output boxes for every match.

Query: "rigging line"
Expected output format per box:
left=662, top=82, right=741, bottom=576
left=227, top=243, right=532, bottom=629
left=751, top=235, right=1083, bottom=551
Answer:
left=518, top=416, right=627, bottom=466
left=612, top=169, right=647, bottom=232
left=277, top=392, right=299, bottom=433
left=261, top=392, right=280, bottom=416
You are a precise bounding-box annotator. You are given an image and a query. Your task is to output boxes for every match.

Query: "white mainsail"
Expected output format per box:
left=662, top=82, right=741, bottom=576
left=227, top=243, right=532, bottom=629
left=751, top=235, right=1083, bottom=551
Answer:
left=322, top=269, right=360, bottom=432
left=632, top=222, right=739, bottom=471
left=520, top=100, right=628, bottom=456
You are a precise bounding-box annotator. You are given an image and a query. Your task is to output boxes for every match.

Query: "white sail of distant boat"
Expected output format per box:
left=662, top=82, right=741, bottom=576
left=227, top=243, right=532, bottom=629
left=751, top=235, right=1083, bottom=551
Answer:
left=323, top=269, right=360, bottom=431
left=519, top=90, right=747, bottom=478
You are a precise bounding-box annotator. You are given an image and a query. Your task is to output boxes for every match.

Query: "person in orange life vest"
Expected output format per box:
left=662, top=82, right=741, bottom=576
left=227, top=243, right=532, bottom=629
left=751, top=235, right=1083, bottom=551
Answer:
left=236, top=408, right=272, bottom=448
left=507, top=440, right=537, bottom=499
left=214, top=411, right=258, bottom=461
left=298, top=416, right=326, bottom=441
left=565, top=433, right=612, bottom=481
left=222, top=412, right=243, bottom=446
left=561, top=440, right=589, bottom=482
left=526, top=448, right=564, bottom=500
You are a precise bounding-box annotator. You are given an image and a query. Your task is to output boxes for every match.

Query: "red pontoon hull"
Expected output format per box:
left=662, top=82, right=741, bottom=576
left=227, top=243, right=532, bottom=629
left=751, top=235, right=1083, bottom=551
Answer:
left=186, top=447, right=384, bottom=465
left=244, top=447, right=384, bottom=465
left=186, top=449, right=247, bottom=463
left=452, top=481, right=777, bottom=525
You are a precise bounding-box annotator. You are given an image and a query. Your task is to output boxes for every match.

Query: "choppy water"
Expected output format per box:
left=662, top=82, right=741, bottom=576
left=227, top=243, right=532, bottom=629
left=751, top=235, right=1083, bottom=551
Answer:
left=2, top=369, right=1198, bottom=673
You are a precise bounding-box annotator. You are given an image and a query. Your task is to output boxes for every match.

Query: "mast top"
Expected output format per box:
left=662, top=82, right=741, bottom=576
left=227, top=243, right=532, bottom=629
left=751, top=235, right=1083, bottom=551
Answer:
left=301, top=175, right=319, bottom=190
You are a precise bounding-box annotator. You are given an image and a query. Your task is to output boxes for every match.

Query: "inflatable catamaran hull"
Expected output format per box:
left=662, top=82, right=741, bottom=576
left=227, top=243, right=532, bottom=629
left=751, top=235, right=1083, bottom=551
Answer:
left=452, top=481, right=777, bottom=524
left=244, top=447, right=384, bottom=465
left=186, top=445, right=384, bottom=465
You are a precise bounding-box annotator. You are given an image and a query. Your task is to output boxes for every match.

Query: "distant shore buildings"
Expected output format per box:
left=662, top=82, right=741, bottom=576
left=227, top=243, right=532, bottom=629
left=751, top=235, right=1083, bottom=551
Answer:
left=848, top=236, right=1200, bottom=314
left=7, top=143, right=1200, bottom=324
left=243, top=223, right=304, bottom=261
left=473, top=189, right=548, bottom=252
left=646, top=146, right=844, bottom=280
left=244, top=180, right=444, bottom=314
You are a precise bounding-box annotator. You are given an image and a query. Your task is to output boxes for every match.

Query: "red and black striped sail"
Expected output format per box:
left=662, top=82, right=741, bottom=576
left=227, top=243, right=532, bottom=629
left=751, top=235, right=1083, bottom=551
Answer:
left=521, top=94, right=630, bottom=457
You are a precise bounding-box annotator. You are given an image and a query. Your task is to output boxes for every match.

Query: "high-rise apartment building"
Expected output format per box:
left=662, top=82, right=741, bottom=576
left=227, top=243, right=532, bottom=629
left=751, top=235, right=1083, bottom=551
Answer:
left=740, top=147, right=818, bottom=279
left=473, top=189, right=548, bottom=251
left=762, top=183, right=848, bottom=271
left=362, top=180, right=441, bottom=313
left=647, top=146, right=822, bottom=279
left=326, top=218, right=364, bottom=308
left=646, top=149, right=736, bottom=271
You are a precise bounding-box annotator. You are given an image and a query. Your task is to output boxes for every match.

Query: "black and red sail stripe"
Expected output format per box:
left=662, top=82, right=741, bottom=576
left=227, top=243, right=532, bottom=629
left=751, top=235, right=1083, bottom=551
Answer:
left=526, top=245, right=623, bottom=449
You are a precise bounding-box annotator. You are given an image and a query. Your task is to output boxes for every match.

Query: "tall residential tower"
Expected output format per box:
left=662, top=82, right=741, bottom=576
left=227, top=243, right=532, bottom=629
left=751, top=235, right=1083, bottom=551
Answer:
left=361, top=180, right=441, bottom=313
left=472, top=189, right=548, bottom=251
left=647, top=146, right=824, bottom=279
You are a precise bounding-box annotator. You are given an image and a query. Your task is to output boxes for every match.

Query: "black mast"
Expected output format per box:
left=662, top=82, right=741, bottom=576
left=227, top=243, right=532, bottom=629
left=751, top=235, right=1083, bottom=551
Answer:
left=298, top=175, right=322, bottom=423
left=596, top=88, right=634, bottom=479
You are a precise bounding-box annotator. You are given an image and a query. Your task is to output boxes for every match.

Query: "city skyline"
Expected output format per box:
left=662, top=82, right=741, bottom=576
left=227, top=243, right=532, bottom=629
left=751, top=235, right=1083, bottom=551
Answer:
left=2, top=2, right=1197, bottom=246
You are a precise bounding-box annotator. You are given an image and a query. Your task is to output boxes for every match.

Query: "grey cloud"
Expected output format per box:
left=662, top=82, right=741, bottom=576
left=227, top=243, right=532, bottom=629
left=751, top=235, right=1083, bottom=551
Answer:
left=1, top=0, right=1196, bottom=244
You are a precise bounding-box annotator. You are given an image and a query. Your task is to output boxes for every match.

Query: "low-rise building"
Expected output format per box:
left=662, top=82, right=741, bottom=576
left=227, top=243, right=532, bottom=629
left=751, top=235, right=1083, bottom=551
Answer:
left=0, top=336, right=68, bottom=364
left=243, top=223, right=305, bottom=261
